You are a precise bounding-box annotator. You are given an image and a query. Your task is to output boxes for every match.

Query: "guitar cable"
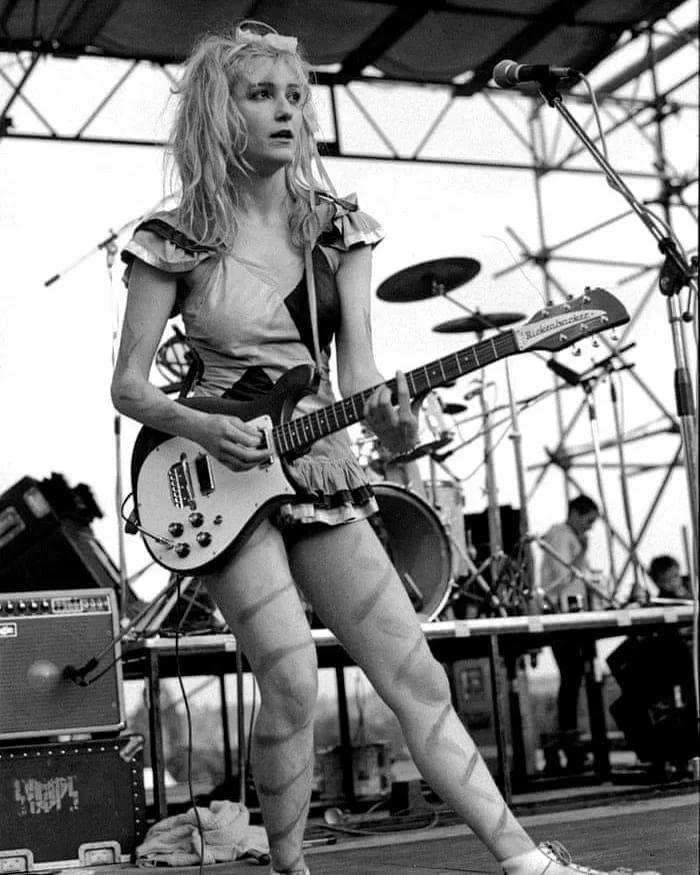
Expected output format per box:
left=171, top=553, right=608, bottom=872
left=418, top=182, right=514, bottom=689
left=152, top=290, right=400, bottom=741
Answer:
left=119, top=493, right=176, bottom=548
left=173, top=573, right=206, bottom=875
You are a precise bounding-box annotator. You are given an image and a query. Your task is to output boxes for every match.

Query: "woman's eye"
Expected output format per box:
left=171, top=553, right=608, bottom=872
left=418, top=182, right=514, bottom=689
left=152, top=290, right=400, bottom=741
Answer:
left=288, top=91, right=302, bottom=105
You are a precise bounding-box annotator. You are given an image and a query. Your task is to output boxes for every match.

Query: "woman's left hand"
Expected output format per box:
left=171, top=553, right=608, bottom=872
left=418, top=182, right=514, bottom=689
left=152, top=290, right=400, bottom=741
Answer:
left=364, top=371, right=421, bottom=455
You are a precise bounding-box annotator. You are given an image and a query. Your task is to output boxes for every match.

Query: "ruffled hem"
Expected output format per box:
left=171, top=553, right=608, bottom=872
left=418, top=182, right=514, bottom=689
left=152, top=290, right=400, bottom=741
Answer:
left=279, top=451, right=378, bottom=525
left=279, top=495, right=378, bottom=526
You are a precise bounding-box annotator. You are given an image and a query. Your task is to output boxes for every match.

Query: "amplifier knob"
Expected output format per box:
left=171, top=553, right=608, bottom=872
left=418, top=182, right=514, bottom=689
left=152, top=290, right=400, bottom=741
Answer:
left=168, top=522, right=185, bottom=537
left=29, top=601, right=39, bottom=611
left=5, top=602, right=14, bottom=612
left=175, top=542, right=191, bottom=558
left=196, top=532, right=212, bottom=547
left=188, top=511, right=204, bottom=528
left=18, top=601, right=27, bottom=612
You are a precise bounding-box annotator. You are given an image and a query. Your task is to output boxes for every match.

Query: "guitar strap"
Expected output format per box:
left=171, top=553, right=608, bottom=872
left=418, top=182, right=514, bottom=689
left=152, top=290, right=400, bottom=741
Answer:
left=303, top=150, right=341, bottom=375
left=303, top=238, right=323, bottom=374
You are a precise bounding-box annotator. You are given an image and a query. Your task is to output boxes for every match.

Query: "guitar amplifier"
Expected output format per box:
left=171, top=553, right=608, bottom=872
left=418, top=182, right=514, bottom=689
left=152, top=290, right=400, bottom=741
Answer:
left=0, top=588, right=125, bottom=740
left=0, top=734, right=147, bottom=869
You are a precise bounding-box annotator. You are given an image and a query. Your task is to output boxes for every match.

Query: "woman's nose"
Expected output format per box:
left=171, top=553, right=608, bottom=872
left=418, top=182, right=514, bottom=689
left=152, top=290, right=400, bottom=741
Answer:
left=275, top=97, right=293, bottom=118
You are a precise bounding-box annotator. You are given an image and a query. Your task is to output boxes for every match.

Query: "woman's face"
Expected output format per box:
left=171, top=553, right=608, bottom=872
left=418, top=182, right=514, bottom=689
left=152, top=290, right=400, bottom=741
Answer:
left=233, top=56, right=305, bottom=174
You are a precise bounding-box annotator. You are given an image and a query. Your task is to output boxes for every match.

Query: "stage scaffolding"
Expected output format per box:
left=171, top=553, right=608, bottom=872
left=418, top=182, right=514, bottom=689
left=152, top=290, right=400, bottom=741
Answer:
left=0, top=6, right=697, bottom=597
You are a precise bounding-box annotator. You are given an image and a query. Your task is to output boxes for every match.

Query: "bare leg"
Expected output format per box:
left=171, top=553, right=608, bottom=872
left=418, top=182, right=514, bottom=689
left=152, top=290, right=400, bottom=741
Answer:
left=289, top=518, right=536, bottom=862
left=205, top=521, right=315, bottom=874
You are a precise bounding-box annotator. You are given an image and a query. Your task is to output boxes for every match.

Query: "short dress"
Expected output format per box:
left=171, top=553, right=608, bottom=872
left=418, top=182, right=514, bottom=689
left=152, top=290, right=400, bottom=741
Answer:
left=121, top=194, right=385, bottom=532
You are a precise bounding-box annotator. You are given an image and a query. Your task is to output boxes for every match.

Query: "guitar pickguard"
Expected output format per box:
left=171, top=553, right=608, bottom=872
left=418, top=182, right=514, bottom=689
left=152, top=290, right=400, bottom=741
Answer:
left=134, top=415, right=296, bottom=573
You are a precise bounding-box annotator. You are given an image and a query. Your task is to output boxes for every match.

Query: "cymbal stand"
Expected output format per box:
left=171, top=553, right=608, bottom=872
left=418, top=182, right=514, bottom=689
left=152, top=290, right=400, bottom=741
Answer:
left=503, top=359, right=538, bottom=610
left=432, top=292, right=544, bottom=610
left=427, top=449, right=507, bottom=617
left=476, top=354, right=504, bottom=582
left=536, top=77, right=698, bottom=591
left=578, top=373, right=617, bottom=586
left=606, top=364, right=646, bottom=602
left=42, top=197, right=174, bottom=617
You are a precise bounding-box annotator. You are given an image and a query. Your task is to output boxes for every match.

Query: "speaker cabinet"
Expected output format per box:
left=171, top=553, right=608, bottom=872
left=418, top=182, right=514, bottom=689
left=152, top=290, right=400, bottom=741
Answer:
left=0, top=735, right=147, bottom=866
left=0, top=475, right=120, bottom=594
left=0, top=588, right=125, bottom=740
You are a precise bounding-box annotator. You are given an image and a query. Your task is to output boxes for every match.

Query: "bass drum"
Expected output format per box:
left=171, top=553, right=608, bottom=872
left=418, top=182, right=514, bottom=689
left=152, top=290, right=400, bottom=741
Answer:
left=369, top=483, right=453, bottom=622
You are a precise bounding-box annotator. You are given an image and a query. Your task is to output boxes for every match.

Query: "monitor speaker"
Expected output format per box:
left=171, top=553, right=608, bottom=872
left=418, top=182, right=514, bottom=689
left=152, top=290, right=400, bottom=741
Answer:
left=0, top=588, right=125, bottom=741
left=0, top=475, right=119, bottom=594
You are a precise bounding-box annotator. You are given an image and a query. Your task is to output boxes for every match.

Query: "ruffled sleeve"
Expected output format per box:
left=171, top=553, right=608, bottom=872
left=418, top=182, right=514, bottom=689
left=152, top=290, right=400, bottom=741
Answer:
left=121, top=210, right=216, bottom=282
left=120, top=211, right=218, bottom=316
left=306, top=193, right=385, bottom=253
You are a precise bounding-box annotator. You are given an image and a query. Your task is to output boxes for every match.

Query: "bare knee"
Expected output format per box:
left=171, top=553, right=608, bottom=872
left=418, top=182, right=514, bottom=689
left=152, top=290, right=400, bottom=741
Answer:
left=387, top=646, right=452, bottom=713
left=258, top=652, right=319, bottom=729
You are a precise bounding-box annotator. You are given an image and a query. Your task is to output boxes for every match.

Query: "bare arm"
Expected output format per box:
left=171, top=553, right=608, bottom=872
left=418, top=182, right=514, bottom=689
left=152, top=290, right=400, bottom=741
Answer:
left=334, top=246, right=418, bottom=454
left=111, top=259, right=269, bottom=470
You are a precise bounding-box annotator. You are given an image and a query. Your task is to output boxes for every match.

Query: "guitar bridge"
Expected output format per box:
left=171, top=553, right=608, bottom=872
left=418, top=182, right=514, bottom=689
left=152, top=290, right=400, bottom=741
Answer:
left=168, top=454, right=196, bottom=509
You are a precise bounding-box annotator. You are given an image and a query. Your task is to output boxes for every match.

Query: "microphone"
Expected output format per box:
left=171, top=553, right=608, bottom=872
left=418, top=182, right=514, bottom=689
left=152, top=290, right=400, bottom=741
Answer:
left=493, top=59, right=581, bottom=89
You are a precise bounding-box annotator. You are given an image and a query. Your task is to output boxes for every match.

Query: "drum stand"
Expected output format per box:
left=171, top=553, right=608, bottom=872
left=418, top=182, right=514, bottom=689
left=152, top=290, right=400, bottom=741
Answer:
left=426, top=451, right=509, bottom=617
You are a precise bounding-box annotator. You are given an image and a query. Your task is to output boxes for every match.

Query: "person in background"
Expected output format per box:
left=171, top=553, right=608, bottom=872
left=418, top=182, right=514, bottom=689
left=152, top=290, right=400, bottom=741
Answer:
left=538, top=495, right=601, bottom=773
left=648, top=554, right=691, bottom=600
left=110, top=21, right=658, bottom=875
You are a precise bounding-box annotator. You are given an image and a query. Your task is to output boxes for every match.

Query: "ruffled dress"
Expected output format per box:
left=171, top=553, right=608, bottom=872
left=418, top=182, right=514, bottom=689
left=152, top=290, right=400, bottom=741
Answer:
left=121, top=194, right=385, bottom=530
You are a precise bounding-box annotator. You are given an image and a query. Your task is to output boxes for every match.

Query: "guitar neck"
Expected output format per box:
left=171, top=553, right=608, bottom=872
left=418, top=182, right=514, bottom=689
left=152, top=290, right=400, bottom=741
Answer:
left=273, top=330, right=519, bottom=456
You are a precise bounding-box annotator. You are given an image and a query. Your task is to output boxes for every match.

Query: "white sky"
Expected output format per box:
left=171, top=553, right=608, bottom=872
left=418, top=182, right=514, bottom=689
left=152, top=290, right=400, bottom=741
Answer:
left=1, top=5, right=697, bottom=613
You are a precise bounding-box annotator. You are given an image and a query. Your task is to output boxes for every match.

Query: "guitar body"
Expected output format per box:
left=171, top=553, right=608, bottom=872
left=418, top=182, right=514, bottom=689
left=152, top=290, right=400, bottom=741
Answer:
left=131, top=365, right=317, bottom=574
left=128, top=289, right=630, bottom=575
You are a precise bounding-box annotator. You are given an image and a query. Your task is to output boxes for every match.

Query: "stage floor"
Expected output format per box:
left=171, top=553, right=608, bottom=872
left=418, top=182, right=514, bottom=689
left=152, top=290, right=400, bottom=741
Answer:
left=98, top=791, right=697, bottom=874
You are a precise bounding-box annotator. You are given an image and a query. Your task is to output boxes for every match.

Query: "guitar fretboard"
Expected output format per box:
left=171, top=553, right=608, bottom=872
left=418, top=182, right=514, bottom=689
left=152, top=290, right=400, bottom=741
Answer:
left=273, top=330, right=519, bottom=456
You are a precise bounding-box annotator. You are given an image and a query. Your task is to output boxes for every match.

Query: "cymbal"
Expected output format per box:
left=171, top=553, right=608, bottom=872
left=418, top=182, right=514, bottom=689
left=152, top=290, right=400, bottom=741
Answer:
left=441, top=402, right=467, bottom=415
left=376, top=257, right=481, bottom=302
left=432, top=311, right=526, bottom=333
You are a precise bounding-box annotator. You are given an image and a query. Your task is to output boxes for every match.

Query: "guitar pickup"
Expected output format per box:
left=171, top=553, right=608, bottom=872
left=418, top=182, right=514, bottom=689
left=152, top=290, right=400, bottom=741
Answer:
left=168, top=454, right=196, bottom=509
left=194, top=453, right=215, bottom=496
left=257, top=426, right=274, bottom=469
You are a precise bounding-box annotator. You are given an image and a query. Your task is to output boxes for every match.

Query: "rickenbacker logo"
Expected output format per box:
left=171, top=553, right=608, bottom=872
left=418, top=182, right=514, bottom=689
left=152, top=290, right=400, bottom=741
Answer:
left=515, top=309, right=603, bottom=349
left=0, top=622, right=17, bottom=638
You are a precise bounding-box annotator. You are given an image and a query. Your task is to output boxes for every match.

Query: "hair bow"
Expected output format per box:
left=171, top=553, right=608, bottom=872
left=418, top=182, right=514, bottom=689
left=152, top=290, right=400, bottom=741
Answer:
left=234, top=26, right=298, bottom=54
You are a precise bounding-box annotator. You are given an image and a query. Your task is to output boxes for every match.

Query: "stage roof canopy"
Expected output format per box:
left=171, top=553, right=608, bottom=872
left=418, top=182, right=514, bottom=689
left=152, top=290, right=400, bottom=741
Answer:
left=0, top=0, right=688, bottom=92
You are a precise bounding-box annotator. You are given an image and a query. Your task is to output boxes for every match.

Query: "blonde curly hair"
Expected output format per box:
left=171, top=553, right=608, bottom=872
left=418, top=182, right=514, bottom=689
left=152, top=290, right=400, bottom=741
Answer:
left=169, top=22, right=325, bottom=251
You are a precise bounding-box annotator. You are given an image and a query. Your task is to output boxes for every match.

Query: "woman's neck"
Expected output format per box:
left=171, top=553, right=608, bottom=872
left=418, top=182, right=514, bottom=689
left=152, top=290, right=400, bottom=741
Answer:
left=236, top=167, right=290, bottom=224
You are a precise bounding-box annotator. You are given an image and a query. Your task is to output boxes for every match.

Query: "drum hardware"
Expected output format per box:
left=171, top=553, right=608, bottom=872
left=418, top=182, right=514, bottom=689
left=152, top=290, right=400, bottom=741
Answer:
left=527, top=533, right=618, bottom=609
left=376, top=257, right=481, bottom=302
left=441, top=402, right=467, bottom=415
left=432, top=311, right=526, bottom=333
left=368, top=483, right=453, bottom=621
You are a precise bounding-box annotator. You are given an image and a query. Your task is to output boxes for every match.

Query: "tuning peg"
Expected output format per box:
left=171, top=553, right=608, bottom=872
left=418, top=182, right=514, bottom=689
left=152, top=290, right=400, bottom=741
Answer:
left=591, top=337, right=600, bottom=348
left=610, top=328, right=620, bottom=342
left=572, top=344, right=582, bottom=356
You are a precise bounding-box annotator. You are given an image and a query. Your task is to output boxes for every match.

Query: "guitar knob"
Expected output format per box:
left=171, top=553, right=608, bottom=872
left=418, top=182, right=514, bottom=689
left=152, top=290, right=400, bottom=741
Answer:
left=213, top=514, right=223, bottom=525
left=188, top=512, right=204, bottom=528
left=168, top=522, right=185, bottom=537
left=174, top=543, right=191, bottom=558
left=196, top=532, right=212, bottom=547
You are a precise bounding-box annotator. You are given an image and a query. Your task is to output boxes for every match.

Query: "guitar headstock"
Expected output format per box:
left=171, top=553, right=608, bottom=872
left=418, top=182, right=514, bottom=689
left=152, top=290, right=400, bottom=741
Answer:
left=513, top=288, right=629, bottom=353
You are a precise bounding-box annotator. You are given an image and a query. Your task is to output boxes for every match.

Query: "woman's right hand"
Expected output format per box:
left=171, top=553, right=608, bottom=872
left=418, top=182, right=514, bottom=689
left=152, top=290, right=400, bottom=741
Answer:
left=193, top=414, right=272, bottom=471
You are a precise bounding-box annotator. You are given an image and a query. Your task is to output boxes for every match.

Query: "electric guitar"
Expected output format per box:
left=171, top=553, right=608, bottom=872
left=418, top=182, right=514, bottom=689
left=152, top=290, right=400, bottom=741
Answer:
left=130, top=287, right=628, bottom=573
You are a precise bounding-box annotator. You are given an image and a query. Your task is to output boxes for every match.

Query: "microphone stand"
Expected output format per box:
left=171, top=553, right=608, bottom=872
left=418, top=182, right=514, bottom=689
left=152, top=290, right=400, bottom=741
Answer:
left=536, top=78, right=699, bottom=590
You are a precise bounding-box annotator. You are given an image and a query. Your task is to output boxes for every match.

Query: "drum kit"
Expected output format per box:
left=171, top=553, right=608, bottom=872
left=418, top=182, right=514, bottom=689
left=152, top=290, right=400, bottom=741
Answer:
left=360, top=256, right=531, bottom=621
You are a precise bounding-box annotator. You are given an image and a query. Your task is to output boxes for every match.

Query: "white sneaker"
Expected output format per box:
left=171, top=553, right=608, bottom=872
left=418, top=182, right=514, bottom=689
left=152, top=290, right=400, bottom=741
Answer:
left=502, top=841, right=661, bottom=875
left=270, top=868, right=310, bottom=875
